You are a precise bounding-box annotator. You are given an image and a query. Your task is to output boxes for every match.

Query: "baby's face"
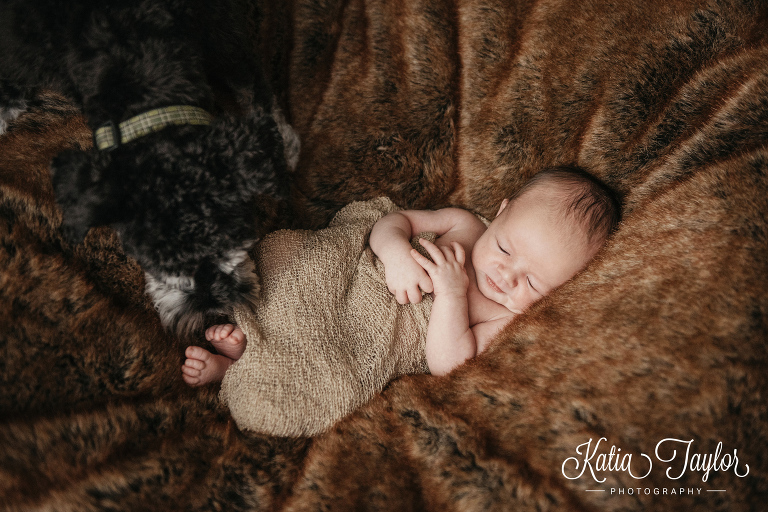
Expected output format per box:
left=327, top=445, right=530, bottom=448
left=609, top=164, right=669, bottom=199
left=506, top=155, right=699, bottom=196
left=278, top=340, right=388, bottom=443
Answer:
left=471, top=186, right=597, bottom=314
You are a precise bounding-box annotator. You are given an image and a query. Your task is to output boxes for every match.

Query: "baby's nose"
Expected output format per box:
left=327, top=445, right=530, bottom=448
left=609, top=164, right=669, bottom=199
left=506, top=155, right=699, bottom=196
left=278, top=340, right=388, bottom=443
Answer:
left=498, top=266, right=517, bottom=288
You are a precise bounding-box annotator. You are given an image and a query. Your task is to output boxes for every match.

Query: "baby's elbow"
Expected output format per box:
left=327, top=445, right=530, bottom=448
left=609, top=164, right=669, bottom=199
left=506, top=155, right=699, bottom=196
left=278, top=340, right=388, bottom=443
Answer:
left=428, top=363, right=453, bottom=377
left=427, top=350, right=474, bottom=376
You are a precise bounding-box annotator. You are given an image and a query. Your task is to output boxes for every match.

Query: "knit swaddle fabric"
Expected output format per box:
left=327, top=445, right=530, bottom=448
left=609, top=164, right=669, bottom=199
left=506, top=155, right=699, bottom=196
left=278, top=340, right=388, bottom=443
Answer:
left=219, top=197, right=433, bottom=437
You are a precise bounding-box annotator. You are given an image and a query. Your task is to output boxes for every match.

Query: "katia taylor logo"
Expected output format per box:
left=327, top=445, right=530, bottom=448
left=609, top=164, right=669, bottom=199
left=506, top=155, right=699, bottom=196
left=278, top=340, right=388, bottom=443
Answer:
left=561, top=438, right=749, bottom=496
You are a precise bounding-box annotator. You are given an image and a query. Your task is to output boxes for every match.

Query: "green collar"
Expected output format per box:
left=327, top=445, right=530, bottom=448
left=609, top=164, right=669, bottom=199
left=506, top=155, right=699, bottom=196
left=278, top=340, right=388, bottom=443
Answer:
left=93, top=105, right=213, bottom=150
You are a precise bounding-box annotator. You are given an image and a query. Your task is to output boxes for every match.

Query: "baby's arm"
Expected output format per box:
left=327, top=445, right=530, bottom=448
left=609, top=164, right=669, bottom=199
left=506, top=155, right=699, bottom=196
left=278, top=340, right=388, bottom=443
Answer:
left=410, top=238, right=476, bottom=376
left=369, top=208, right=473, bottom=304
left=370, top=211, right=431, bottom=304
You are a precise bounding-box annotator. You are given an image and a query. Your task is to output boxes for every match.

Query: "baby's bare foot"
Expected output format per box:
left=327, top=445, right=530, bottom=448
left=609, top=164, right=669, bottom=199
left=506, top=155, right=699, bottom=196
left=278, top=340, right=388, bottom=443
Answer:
left=182, top=345, right=234, bottom=386
left=205, top=323, right=246, bottom=360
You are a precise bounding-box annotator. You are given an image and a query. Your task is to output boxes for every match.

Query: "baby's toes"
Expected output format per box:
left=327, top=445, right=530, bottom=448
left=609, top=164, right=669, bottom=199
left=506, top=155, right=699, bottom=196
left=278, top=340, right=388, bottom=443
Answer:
left=206, top=324, right=228, bottom=342
left=224, top=329, right=245, bottom=348
left=181, top=364, right=202, bottom=377
left=183, top=357, right=205, bottom=371
left=185, top=345, right=209, bottom=360
left=182, top=373, right=200, bottom=386
left=216, top=324, right=235, bottom=340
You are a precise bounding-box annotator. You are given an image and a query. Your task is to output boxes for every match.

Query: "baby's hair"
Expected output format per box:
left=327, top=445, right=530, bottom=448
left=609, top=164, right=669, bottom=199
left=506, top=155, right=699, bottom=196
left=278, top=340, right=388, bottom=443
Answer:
left=511, top=165, right=621, bottom=247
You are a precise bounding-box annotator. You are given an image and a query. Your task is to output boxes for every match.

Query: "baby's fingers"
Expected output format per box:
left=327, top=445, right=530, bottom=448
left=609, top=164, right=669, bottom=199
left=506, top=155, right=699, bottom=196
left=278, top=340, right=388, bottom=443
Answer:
left=419, top=238, right=448, bottom=264
left=452, top=241, right=466, bottom=266
left=410, top=247, right=435, bottom=271
left=439, top=244, right=456, bottom=262
left=419, top=275, right=434, bottom=294
left=407, top=286, right=423, bottom=304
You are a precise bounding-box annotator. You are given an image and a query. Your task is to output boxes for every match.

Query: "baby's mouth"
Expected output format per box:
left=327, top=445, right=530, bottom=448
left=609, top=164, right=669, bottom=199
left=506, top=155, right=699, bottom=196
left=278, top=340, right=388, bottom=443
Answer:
left=486, top=275, right=504, bottom=294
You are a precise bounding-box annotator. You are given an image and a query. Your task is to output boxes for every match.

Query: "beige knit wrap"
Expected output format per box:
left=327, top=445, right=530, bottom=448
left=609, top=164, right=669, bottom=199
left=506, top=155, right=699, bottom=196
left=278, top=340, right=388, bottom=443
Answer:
left=219, top=197, right=433, bottom=437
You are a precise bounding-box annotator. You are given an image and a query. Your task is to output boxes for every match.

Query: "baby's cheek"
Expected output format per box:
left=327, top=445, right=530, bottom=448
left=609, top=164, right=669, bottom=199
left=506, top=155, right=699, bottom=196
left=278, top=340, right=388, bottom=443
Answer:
left=516, top=293, right=539, bottom=312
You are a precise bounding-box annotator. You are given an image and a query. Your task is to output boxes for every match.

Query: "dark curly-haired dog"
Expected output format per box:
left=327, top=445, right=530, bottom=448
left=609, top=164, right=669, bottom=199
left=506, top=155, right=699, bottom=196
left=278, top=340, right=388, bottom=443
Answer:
left=0, top=0, right=299, bottom=333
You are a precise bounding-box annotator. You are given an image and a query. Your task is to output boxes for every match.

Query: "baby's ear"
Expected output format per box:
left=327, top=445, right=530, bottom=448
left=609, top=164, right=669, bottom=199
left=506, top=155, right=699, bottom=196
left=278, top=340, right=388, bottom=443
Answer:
left=50, top=149, right=126, bottom=244
left=496, top=198, right=509, bottom=217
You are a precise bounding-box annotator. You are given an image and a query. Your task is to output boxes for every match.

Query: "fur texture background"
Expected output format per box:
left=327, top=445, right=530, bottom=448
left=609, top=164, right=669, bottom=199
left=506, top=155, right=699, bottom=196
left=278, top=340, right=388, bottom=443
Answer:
left=2, top=0, right=767, bottom=510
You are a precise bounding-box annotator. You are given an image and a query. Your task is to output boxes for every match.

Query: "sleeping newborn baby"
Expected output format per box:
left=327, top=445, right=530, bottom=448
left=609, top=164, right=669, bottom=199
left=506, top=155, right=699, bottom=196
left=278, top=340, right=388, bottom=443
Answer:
left=182, top=165, right=620, bottom=436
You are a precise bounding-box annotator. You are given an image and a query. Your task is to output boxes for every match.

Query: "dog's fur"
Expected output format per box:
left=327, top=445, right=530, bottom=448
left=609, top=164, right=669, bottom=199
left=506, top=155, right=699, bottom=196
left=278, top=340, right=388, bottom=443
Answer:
left=0, top=0, right=299, bottom=333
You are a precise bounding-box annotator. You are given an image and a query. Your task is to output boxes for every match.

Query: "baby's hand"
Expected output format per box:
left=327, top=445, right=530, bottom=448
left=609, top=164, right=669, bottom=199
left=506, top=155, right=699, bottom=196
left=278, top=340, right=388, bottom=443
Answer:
left=410, top=239, right=469, bottom=298
left=384, top=251, right=434, bottom=304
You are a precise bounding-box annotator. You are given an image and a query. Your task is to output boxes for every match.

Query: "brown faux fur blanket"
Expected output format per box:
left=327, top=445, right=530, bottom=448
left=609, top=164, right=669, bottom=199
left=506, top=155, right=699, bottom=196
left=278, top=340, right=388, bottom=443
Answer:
left=2, top=0, right=767, bottom=510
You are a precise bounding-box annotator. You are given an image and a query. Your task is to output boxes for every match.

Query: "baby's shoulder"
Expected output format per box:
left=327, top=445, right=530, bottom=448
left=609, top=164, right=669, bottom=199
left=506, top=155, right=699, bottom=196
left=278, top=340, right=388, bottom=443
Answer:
left=435, top=207, right=487, bottom=237
left=436, top=206, right=485, bottom=223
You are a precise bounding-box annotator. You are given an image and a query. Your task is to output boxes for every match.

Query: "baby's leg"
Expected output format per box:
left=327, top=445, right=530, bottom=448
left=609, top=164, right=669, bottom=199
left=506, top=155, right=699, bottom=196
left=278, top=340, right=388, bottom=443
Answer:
left=182, top=346, right=234, bottom=386
left=205, top=324, right=247, bottom=360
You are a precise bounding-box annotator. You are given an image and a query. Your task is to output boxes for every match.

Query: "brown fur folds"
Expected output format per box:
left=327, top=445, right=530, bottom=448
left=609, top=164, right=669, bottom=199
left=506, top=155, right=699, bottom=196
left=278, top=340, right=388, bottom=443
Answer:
left=2, top=0, right=768, bottom=510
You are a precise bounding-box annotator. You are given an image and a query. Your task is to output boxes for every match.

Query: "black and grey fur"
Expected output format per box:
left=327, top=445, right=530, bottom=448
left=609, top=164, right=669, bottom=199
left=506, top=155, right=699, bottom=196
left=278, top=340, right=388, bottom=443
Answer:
left=0, top=81, right=28, bottom=134
left=0, top=0, right=300, bottom=333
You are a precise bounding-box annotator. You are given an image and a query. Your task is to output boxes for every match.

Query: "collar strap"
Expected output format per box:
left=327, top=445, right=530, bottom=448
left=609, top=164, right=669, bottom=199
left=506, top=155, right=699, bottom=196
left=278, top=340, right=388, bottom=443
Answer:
left=93, top=105, right=213, bottom=151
